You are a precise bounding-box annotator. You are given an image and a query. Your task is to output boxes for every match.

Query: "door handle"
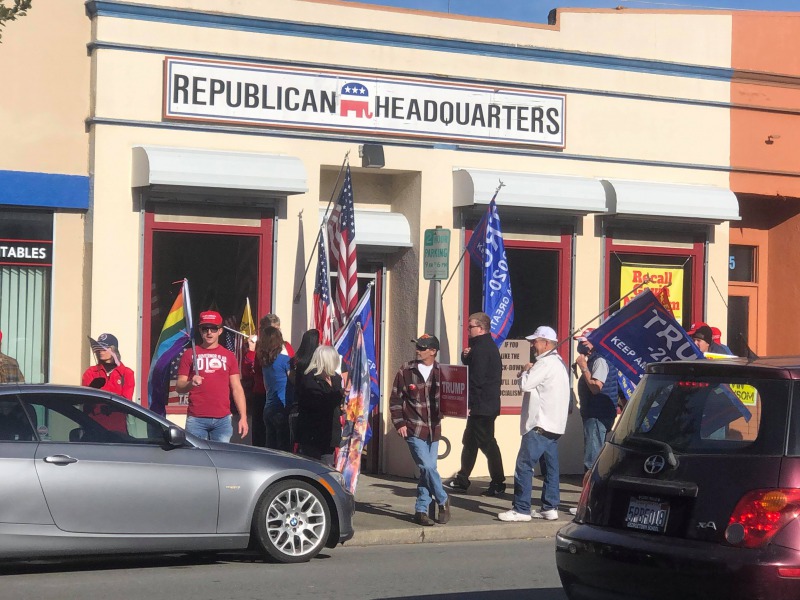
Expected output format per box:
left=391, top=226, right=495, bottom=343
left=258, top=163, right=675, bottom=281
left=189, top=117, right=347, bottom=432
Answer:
left=43, top=455, right=78, bottom=465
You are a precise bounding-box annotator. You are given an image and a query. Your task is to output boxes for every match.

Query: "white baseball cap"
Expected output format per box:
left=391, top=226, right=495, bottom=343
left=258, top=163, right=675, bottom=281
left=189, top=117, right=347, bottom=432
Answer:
left=525, top=326, right=558, bottom=342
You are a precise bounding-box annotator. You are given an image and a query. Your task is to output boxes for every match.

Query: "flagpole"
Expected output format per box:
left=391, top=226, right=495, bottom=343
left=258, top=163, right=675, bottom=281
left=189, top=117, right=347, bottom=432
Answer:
left=293, top=151, right=350, bottom=304
left=440, top=181, right=504, bottom=299
left=552, top=278, right=671, bottom=354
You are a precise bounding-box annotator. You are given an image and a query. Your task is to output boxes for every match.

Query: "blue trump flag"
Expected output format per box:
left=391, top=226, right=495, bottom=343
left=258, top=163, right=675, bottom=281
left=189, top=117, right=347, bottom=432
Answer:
left=466, top=198, right=514, bottom=346
left=586, top=288, right=704, bottom=383
left=334, top=287, right=380, bottom=441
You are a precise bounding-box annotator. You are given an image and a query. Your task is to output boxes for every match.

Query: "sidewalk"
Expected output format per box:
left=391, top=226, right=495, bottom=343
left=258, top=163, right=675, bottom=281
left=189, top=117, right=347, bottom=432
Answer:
left=348, top=473, right=583, bottom=547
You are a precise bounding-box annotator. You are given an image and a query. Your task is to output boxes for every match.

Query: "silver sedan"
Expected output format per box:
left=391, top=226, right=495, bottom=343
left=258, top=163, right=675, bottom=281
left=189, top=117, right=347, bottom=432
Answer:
left=0, top=384, right=354, bottom=564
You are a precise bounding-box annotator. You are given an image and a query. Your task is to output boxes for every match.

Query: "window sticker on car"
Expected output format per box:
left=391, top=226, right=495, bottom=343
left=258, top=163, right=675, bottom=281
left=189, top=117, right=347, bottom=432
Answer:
left=728, top=383, right=758, bottom=407
left=37, top=425, right=49, bottom=439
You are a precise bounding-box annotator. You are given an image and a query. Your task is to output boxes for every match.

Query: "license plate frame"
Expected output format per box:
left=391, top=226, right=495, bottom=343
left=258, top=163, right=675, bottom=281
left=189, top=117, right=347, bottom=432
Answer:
left=625, top=496, right=670, bottom=533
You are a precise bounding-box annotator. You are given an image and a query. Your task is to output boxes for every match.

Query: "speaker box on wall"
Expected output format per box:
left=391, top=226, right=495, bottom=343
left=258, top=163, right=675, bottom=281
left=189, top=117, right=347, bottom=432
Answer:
left=361, top=144, right=385, bottom=168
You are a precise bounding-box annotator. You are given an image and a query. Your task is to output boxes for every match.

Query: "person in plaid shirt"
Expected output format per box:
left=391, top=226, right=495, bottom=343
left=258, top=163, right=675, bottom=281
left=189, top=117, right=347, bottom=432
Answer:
left=390, top=334, right=450, bottom=527
left=0, top=329, right=25, bottom=384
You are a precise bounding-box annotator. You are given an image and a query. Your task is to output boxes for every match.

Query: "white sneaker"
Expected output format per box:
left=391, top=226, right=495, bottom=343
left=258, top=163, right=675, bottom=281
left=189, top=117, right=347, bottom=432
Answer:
left=498, top=509, right=532, bottom=522
left=569, top=507, right=578, bottom=516
left=531, top=508, right=559, bottom=520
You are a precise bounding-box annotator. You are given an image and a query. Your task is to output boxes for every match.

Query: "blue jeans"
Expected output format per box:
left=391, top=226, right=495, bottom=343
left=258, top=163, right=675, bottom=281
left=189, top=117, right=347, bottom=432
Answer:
left=406, top=436, right=448, bottom=513
left=263, top=403, right=290, bottom=451
left=512, top=428, right=561, bottom=514
left=582, top=416, right=615, bottom=472
left=185, top=415, right=233, bottom=443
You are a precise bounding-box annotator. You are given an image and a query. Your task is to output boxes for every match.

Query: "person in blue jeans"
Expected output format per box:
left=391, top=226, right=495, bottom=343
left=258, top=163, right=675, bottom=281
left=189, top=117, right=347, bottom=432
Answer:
left=257, top=325, right=293, bottom=451
left=389, top=334, right=450, bottom=527
left=499, top=326, right=570, bottom=523
left=573, top=328, right=619, bottom=473
left=177, top=311, right=249, bottom=443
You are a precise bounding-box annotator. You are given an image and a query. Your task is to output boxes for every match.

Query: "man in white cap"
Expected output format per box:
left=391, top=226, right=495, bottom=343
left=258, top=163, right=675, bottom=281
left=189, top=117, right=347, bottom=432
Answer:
left=499, top=325, right=570, bottom=522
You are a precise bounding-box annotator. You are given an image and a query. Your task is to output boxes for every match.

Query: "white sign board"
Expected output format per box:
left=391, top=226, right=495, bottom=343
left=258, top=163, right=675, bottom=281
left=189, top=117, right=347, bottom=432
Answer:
left=163, top=58, right=566, bottom=148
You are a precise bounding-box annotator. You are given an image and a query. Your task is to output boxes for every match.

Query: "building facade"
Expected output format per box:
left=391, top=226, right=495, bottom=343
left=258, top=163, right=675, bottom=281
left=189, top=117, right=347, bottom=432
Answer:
left=6, top=1, right=793, bottom=476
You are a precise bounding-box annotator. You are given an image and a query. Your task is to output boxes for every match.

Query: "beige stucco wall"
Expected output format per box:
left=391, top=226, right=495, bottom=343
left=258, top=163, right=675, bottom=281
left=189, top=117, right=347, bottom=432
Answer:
left=82, top=1, right=736, bottom=476
left=1, top=0, right=91, bottom=384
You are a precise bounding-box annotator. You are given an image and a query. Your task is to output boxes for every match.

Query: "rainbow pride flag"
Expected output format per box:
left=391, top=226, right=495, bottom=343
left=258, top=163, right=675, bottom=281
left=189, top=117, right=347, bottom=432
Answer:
left=147, top=279, right=193, bottom=415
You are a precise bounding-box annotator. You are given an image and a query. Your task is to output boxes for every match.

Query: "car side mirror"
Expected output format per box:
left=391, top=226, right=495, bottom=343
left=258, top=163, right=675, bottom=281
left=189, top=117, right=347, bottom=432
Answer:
left=164, top=426, right=186, bottom=448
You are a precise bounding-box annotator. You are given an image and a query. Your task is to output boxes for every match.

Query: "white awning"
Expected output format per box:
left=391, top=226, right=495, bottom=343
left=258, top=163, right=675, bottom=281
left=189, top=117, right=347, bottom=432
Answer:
left=605, top=179, right=740, bottom=222
left=319, top=209, right=412, bottom=252
left=132, top=146, right=308, bottom=194
left=453, top=168, right=607, bottom=214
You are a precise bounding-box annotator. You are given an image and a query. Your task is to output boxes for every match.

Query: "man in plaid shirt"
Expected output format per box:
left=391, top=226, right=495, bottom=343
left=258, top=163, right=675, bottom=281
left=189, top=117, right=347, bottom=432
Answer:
left=390, top=333, right=450, bottom=527
left=0, top=329, right=25, bottom=384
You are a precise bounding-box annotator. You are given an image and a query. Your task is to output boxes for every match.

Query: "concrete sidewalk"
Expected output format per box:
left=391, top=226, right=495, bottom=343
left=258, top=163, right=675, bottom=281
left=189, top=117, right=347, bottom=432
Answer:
left=348, top=473, right=583, bottom=546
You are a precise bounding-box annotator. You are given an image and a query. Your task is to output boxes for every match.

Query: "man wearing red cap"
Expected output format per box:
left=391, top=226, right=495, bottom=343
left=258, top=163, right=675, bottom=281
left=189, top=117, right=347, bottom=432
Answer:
left=177, top=311, right=249, bottom=442
left=0, top=329, right=25, bottom=384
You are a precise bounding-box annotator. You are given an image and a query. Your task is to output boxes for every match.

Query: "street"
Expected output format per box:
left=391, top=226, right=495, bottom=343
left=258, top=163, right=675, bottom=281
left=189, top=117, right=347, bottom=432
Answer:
left=0, top=539, right=567, bottom=600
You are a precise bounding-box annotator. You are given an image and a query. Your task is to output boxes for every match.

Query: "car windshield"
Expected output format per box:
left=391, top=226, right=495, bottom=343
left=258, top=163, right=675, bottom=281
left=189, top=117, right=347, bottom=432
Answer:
left=612, top=374, right=791, bottom=456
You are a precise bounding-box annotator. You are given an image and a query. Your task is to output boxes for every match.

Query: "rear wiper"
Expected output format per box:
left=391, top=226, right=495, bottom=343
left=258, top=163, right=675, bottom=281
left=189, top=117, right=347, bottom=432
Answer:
left=624, top=434, right=678, bottom=469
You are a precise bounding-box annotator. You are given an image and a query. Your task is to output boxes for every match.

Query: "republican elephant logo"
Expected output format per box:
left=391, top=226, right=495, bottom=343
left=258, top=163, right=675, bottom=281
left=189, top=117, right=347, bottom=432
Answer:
left=340, top=82, right=374, bottom=119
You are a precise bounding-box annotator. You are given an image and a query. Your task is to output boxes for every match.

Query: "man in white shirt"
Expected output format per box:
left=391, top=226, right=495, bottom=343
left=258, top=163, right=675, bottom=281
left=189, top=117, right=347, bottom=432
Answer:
left=499, top=326, right=570, bottom=523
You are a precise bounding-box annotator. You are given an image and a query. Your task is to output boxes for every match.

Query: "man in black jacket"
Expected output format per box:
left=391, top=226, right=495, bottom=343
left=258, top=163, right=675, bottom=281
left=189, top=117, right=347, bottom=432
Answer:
left=446, top=312, right=506, bottom=496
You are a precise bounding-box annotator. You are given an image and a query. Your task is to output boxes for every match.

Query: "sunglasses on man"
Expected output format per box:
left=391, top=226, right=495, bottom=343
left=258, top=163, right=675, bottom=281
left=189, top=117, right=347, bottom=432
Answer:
left=200, top=326, right=221, bottom=332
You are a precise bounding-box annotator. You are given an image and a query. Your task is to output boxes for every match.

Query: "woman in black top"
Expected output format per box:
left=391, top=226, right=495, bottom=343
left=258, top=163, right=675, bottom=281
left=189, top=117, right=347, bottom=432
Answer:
left=297, top=345, right=344, bottom=465
left=287, top=329, right=320, bottom=451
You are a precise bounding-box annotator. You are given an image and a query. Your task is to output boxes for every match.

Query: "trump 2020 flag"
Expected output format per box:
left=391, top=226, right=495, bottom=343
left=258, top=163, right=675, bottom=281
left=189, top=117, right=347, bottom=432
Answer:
left=147, top=279, right=193, bottom=415
left=335, top=324, right=370, bottom=494
left=334, top=286, right=379, bottom=442
left=466, top=197, right=514, bottom=346
left=587, top=288, right=703, bottom=383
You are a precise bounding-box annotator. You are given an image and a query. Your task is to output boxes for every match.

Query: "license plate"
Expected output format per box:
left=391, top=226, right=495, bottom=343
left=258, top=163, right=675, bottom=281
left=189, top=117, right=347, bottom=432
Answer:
left=625, top=496, right=670, bottom=533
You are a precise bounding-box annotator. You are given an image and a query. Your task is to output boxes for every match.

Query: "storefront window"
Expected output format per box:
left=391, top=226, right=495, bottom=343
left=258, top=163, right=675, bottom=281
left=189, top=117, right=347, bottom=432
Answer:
left=0, top=211, right=52, bottom=383
left=465, top=235, right=571, bottom=414
left=607, top=251, right=696, bottom=329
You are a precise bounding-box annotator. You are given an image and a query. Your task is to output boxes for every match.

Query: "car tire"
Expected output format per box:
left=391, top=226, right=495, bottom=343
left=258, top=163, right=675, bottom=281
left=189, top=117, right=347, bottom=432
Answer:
left=252, top=479, right=331, bottom=563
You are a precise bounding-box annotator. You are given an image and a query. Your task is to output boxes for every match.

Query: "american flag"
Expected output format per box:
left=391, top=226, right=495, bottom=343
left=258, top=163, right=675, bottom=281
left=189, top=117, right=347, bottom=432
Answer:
left=327, top=165, right=358, bottom=330
left=167, top=353, right=188, bottom=406
left=314, top=230, right=335, bottom=345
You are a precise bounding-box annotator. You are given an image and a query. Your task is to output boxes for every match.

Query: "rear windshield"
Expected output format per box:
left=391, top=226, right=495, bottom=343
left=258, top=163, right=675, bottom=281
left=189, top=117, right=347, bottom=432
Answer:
left=612, top=374, right=791, bottom=456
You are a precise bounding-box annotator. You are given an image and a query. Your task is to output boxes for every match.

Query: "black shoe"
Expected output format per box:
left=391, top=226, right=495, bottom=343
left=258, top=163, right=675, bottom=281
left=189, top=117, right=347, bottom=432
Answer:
left=481, top=483, right=507, bottom=497
left=445, top=478, right=470, bottom=492
left=413, top=512, right=434, bottom=526
left=437, top=499, right=451, bottom=525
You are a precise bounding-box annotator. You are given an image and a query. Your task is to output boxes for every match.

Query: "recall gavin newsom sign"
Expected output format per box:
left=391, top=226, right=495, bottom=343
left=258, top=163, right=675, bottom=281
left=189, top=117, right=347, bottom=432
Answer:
left=163, top=57, right=565, bottom=148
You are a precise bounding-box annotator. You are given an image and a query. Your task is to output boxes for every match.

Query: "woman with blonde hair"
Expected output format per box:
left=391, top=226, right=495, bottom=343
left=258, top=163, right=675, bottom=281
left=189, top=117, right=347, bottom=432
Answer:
left=297, top=345, right=345, bottom=465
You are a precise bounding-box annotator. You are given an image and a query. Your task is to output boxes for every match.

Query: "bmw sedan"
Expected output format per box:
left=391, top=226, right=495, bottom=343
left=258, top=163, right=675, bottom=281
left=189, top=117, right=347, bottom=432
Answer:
left=556, top=357, right=800, bottom=600
left=0, top=384, right=354, bottom=564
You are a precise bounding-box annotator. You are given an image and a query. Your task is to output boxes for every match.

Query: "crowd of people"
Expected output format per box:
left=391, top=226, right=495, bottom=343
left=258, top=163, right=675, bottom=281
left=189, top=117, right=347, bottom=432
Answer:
left=0, top=311, right=736, bottom=525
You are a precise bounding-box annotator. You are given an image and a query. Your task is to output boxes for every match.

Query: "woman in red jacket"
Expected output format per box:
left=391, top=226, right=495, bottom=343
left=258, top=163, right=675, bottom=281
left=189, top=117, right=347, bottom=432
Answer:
left=81, top=333, right=136, bottom=432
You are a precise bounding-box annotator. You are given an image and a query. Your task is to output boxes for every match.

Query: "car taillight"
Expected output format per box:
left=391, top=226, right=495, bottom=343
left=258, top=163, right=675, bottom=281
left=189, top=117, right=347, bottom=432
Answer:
left=726, top=489, right=800, bottom=548
left=778, top=568, right=800, bottom=578
left=574, top=470, right=592, bottom=520
left=676, top=381, right=710, bottom=388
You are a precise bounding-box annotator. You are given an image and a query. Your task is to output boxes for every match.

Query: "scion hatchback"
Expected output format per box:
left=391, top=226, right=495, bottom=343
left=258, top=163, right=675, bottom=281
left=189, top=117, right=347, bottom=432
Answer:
left=556, top=357, right=800, bottom=600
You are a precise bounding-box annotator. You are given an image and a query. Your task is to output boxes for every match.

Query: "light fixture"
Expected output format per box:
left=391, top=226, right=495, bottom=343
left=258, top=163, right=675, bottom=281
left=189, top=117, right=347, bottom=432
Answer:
left=765, top=135, right=780, bottom=145
left=359, top=144, right=385, bottom=168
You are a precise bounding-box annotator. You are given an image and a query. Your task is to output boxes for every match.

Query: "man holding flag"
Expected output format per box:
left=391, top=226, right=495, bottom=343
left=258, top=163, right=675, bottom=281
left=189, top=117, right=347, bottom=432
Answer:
left=177, top=310, right=248, bottom=443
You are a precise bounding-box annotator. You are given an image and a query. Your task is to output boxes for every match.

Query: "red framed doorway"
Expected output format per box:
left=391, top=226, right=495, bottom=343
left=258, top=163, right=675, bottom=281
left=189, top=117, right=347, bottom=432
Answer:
left=141, top=208, right=274, bottom=412
left=463, top=229, right=573, bottom=415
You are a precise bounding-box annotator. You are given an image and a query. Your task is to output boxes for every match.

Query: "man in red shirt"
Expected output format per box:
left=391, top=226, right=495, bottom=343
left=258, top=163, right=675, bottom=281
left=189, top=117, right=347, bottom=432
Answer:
left=177, top=311, right=248, bottom=443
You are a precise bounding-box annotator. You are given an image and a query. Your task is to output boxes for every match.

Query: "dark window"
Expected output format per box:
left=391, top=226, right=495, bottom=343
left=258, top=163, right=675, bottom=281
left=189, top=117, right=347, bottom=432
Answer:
left=23, top=394, right=166, bottom=444
left=0, top=396, right=37, bottom=441
left=613, top=374, right=788, bottom=456
left=729, top=245, right=756, bottom=283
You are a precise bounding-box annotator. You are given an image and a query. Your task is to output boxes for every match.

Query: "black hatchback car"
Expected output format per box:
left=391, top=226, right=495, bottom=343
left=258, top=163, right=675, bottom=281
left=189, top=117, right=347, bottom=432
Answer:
left=556, top=357, right=800, bottom=600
